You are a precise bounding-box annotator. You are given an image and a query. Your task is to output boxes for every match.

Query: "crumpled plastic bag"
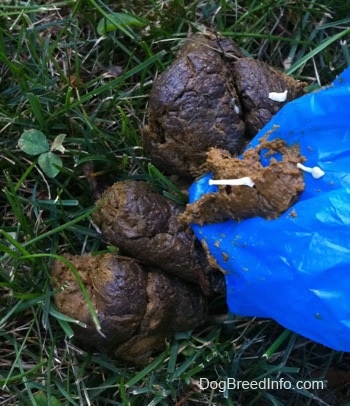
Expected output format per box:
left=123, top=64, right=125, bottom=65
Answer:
left=189, top=67, right=350, bottom=351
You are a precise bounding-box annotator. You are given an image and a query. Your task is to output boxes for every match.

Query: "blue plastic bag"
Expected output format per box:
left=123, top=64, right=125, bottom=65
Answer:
left=189, top=67, right=350, bottom=351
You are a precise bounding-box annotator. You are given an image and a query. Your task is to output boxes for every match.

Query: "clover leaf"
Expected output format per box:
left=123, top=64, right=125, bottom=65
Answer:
left=18, top=130, right=65, bottom=178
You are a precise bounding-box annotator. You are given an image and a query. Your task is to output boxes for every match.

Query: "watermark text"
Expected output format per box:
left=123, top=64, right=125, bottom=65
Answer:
left=199, top=377, right=326, bottom=393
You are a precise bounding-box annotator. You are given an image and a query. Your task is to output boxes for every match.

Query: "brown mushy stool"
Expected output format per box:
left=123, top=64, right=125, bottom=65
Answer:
left=142, top=34, right=245, bottom=178
left=51, top=253, right=207, bottom=364
left=92, top=180, right=225, bottom=296
left=142, top=33, right=306, bottom=178
left=181, top=137, right=305, bottom=225
left=233, top=59, right=306, bottom=137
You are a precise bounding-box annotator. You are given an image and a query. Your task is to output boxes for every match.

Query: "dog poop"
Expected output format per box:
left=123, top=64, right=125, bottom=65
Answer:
left=142, top=33, right=306, bottom=178
left=233, top=58, right=306, bottom=137
left=181, top=136, right=305, bottom=225
left=51, top=253, right=207, bottom=364
left=51, top=32, right=308, bottom=363
left=92, top=180, right=224, bottom=296
left=142, top=34, right=245, bottom=178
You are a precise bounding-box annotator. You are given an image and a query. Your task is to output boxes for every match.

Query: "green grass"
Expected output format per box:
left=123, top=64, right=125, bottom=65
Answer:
left=1, top=0, right=350, bottom=404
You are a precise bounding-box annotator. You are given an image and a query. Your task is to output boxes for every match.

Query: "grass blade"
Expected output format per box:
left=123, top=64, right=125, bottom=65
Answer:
left=19, top=253, right=102, bottom=335
left=287, top=28, right=350, bottom=75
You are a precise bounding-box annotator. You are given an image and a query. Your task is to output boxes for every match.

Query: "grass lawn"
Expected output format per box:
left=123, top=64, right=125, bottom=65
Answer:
left=1, top=0, right=350, bottom=405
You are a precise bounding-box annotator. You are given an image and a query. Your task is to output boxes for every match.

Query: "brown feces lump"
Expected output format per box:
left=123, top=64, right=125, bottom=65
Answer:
left=142, top=33, right=307, bottom=178
left=51, top=253, right=207, bottom=364
left=181, top=136, right=305, bottom=225
left=233, top=59, right=306, bottom=137
left=92, top=180, right=224, bottom=295
left=142, top=34, right=245, bottom=177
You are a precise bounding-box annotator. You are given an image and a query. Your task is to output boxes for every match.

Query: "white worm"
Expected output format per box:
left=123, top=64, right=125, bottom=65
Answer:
left=268, top=89, right=288, bottom=102
left=209, top=177, right=255, bottom=187
left=297, top=163, right=325, bottom=179
left=231, top=98, right=240, bottom=115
